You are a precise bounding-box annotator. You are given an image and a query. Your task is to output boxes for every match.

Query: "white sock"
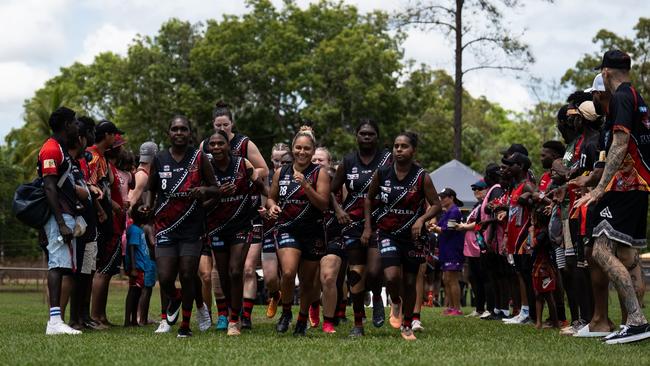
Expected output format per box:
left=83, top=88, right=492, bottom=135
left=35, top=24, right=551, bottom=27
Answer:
left=521, top=306, right=529, bottom=316
left=494, top=308, right=499, bottom=314
left=49, top=307, right=62, bottom=323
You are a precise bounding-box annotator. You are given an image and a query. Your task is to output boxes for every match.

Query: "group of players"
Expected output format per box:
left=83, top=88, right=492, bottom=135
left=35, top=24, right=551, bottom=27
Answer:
left=37, top=49, right=650, bottom=344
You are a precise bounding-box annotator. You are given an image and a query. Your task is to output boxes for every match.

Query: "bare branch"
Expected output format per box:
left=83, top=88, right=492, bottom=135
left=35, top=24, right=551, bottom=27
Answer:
left=461, top=36, right=503, bottom=51
left=462, top=64, right=525, bottom=75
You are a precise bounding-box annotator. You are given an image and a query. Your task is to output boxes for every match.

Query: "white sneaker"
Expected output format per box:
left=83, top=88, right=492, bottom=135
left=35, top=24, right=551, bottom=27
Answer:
left=573, top=324, right=611, bottom=338
left=502, top=314, right=522, bottom=323
left=46, top=320, right=82, bottom=335
left=412, top=319, right=424, bottom=332
left=506, top=314, right=531, bottom=325
left=479, top=311, right=492, bottom=319
left=197, top=303, right=212, bottom=332
left=465, top=310, right=481, bottom=318
left=155, top=320, right=171, bottom=333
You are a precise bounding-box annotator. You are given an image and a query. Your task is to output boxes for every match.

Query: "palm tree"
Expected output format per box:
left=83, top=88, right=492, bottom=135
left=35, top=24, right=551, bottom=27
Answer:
left=5, top=85, right=77, bottom=180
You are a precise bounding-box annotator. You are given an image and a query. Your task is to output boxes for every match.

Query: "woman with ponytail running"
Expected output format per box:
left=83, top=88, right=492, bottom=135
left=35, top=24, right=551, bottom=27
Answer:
left=267, top=127, right=330, bottom=336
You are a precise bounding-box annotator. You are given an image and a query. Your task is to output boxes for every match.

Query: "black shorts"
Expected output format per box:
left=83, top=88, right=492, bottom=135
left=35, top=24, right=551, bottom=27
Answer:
left=200, top=238, right=212, bottom=257
left=251, top=217, right=263, bottom=244
left=262, top=234, right=276, bottom=254
left=326, top=238, right=346, bottom=258
left=592, top=191, right=648, bottom=248
left=513, top=254, right=533, bottom=274
left=97, top=236, right=121, bottom=276
left=156, top=236, right=203, bottom=258
left=342, top=226, right=378, bottom=250
left=377, top=234, right=425, bottom=274
left=275, top=230, right=326, bottom=261
left=482, top=252, right=512, bottom=278
left=209, top=228, right=250, bottom=253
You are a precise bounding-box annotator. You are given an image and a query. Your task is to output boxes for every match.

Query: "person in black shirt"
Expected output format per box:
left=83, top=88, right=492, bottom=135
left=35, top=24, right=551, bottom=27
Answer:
left=576, top=50, right=650, bottom=344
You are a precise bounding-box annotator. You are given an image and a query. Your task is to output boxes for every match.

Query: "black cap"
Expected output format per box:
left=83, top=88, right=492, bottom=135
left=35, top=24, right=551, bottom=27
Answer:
left=501, top=152, right=531, bottom=170
left=438, top=187, right=464, bottom=207
left=95, top=120, right=125, bottom=135
left=500, top=143, right=528, bottom=157
left=594, top=50, right=631, bottom=70
left=485, top=163, right=501, bottom=178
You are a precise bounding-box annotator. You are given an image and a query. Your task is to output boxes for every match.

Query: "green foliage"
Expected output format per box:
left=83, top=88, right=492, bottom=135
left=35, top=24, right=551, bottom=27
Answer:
left=562, top=17, right=650, bottom=97
left=0, top=147, right=39, bottom=258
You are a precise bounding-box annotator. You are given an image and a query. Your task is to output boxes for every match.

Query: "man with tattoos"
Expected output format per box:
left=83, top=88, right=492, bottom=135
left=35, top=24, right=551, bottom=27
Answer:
left=576, top=50, right=650, bottom=344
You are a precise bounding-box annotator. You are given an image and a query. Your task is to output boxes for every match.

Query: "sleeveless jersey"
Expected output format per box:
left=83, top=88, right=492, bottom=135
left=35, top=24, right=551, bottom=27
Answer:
left=153, top=147, right=205, bottom=241
left=340, top=149, right=392, bottom=235
left=374, top=164, right=427, bottom=240
left=324, top=168, right=343, bottom=242
left=276, top=163, right=323, bottom=236
left=206, top=156, right=254, bottom=236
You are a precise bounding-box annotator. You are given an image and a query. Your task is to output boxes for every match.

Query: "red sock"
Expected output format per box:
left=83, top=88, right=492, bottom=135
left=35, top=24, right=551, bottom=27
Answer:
left=402, top=316, right=413, bottom=328
left=354, top=311, right=364, bottom=327
left=216, top=298, right=228, bottom=317
left=413, top=312, right=421, bottom=321
left=180, top=308, right=192, bottom=329
left=230, top=308, right=240, bottom=323
left=242, top=298, right=255, bottom=320
left=336, top=300, right=347, bottom=318
left=323, top=316, right=335, bottom=326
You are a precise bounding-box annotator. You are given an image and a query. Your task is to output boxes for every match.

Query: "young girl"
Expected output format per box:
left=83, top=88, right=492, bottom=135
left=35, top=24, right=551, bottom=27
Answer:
left=362, top=132, right=441, bottom=341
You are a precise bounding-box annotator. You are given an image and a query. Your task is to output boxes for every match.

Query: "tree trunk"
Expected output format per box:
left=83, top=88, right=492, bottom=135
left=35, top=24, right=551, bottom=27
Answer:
left=453, top=0, right=463, bottom=160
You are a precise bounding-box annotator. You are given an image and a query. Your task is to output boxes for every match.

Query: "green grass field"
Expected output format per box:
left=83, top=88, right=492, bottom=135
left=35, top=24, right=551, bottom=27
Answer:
left=0, top=286, right=648, bottom=365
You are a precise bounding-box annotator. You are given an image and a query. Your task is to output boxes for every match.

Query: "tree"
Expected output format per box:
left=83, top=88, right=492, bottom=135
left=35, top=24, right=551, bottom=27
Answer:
left=5, top=85, right=80, bottom=180
left=561, top=17, right=650, bottom=97
left=395, top=0, right=537, bottom=161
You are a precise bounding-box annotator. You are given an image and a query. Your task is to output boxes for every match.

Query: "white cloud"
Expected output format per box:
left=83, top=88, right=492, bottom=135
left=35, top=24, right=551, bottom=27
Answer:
left=77, top=23, right=138, bottom=64
left=0, top=0, right=68, bottom=62
left=0, top=62, right=51, bottom=103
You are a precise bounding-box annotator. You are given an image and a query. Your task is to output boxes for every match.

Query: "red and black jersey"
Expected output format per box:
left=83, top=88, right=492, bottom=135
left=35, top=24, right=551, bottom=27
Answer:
left=206, top=156, right=255, bottom=236
left=505, top=180, right=534, bottom=255
left=153, top=147, right=205, bottom=241
left=276, top=163, right=323, bottom=235
left=37, top=137, right=77, bottom=214
left=340, top=149, right=392, bottom=234
left=374, top=164, right=427, bottom=240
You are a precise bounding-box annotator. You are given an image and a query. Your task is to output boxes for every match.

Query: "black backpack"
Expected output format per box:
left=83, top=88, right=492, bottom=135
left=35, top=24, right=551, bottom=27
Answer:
left=13, top=164, right=71, bottom=229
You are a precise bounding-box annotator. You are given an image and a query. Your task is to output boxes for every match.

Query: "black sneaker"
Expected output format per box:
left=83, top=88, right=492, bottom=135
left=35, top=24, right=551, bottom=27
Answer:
left=604, top=324, right=650, bottom=345
left=349, top=326, right=365, bottom=338
left=177, top=327, right=193, bottom=338
left=166, top=298, right=182, bottom=325
left=372, top=299, right=385, bottom=328
left=82, top=318, right=102, bottom=330
left=276, top=312, right=292, bottom=333
left=241, top=317, right=252, bottom=330
left=293, top=321, right=307, bottom=337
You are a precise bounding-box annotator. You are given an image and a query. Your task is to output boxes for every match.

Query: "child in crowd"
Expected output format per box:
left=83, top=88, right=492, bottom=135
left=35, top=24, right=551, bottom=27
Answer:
left=124, top=203, right=149, bottom=326
left=138, top=220, right=156, bottom=325
left=529, top=207, right=559, bottom=329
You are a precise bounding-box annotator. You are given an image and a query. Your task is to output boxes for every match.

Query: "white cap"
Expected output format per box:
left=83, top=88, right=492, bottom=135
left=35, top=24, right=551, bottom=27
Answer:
left=584, top=73, right=605, bottom=93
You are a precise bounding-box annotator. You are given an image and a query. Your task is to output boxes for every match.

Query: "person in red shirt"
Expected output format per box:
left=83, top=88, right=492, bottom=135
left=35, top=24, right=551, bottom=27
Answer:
left=39, top=106, right=81, bottom=335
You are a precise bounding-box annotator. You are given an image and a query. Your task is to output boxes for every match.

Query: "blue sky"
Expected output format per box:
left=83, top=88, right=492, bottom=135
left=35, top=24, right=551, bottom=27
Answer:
left=0, top=0, right=646, bottom=142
